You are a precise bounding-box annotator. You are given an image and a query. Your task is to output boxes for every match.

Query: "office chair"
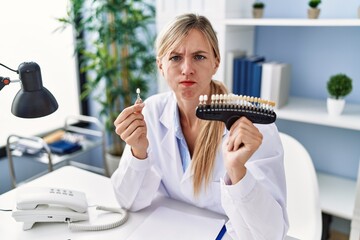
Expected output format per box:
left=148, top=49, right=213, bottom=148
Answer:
left=350, top=162, right=360, bottom=240
left=279, top=132, right=322, bottom=240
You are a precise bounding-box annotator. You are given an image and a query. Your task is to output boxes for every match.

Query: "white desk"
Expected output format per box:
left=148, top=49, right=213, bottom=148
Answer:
left=0, top=166, right=297, bottom=240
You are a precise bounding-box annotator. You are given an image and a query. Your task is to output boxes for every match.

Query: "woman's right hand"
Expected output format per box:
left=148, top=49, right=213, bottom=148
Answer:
left=114, top=102, right=148, bottom=159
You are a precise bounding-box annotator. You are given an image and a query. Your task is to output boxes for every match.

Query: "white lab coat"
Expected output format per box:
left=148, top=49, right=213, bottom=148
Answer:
left=111, top=92, right=289, bottom=239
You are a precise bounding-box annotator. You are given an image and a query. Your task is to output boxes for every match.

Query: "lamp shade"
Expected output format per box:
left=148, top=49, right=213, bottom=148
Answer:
left=11, top=62, right=58, bottom=118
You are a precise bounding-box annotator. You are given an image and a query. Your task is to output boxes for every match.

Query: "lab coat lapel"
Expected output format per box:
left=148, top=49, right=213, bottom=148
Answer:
left=182, top=161, right=194, bottom=182
left=159, top=95, right=185, bottom=180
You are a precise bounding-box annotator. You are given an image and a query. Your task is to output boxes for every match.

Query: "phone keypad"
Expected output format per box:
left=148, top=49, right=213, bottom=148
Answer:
left=49, top=188, right=74, bottom=197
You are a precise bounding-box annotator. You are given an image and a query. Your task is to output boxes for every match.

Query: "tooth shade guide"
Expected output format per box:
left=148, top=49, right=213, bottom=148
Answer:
left=200, top=94, right=272, bottom=110
left=199, top=95, right=204, bottom=105
left=195, top=94, right=277, bottom=129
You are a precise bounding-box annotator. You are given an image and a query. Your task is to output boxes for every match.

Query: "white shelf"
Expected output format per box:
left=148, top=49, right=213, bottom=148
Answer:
left=317, top=172, right=356, bottom=220
left=225, top=18, right=360, bottom=27
left=26, top=138, right=103, bottom=166
left=276, top=97, right=360, bottom=130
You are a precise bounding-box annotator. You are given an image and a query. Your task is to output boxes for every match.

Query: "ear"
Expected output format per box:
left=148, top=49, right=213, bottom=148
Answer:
left=156, top=58, right=164, bottom=76
left=213, top=58, right=220, bottom=75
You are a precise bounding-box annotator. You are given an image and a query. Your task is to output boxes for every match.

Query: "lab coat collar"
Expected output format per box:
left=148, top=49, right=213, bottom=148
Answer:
left=159, top=92, right=177, bottom=130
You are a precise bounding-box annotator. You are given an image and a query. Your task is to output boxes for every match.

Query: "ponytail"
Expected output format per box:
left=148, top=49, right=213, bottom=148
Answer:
left=191, top=80, right=227, bottom=196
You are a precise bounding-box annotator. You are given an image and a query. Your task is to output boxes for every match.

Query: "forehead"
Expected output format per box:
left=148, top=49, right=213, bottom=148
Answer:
left=171, top=29, right=212, bottom=53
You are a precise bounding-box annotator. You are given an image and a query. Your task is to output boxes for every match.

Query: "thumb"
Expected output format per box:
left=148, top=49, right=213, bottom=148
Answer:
left=133, top=102, right=145, bottom=113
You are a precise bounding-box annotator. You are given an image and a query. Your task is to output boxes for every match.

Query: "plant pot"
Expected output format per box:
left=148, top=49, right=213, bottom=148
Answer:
left=106, top=152, right=121, bottom=176
left=252, top=8, right=264, bottom=19
left=327, top=98, right=345, bottom=116
left=308, top=8, right=320, bottom=19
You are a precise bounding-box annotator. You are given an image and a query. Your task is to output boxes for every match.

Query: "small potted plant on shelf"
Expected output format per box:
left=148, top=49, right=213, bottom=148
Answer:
left=326, top=73, right=352, bottom=116
left=252, top=1, right=265, bottom=19
left=308, top=0, right=321, bottom=19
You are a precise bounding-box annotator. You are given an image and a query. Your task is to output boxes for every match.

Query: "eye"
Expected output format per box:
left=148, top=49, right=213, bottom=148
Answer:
left=169, top=55, right=181, bottom=62
left=194, top=55, right=206, bottom=60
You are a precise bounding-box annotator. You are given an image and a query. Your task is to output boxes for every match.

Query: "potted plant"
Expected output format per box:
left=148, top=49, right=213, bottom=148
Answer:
left=326, top=73, right=352, bottom=116
left=308, top=0, right=321, bottom=19
left=58, top=0, right=156, bottom=175
left=252, top=1, right=265, bottom=19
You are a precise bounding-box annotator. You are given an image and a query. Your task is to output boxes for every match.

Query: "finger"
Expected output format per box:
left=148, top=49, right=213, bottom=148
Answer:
left=227, top=119, right=244, bottom=151
left=115, top=114, right=144, bottom=139
left=227, top=127, right=249, bottom=151
left=122, top=125, right=147, bottom=147
left=114, top=103, right=145, bottom=126
left=235, top=126, right=262, bottom=152
left=119, top=118, right=146, bottom=141
left=227, top=118, right=256, bottom=151
left=230, top=116, right=253, bottom=130
left=232, top=135, right=245, bottom=151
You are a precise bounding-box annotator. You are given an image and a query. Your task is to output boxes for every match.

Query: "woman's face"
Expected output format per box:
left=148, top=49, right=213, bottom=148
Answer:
left=157, top=29, right=219, bottom=102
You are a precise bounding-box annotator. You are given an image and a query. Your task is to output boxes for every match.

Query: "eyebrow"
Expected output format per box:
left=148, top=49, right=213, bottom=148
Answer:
left=170, top=50, right=210, bottom=56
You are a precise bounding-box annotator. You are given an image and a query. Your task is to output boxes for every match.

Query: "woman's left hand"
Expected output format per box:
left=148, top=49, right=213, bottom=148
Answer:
left=222, top=117, right=263, bottom=184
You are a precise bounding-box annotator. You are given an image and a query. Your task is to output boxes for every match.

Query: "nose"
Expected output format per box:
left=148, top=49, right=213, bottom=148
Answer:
left=181, top=57, right=194, bottom=76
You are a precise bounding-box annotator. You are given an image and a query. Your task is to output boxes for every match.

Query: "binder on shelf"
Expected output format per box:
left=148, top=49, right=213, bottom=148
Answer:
left=232, top=56, right=246, bottom=95
left=233, top=55, right=265, bottom=96
left=260, top=62, right=291, bottom=109
left=225, top=50, right=246, bottom=92
left=239, top=57, right=248, bottom=95
left=245, top=56, right=265, bottom=96
left=250, top=62, right=263, bottom=97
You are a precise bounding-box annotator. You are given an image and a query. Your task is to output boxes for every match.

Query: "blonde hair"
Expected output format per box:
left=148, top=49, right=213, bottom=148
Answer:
left=192, top=80, right=227, bottom=195
left=156, top=14, right=226, bottom=195
left=156, top=13, right=220, bottom=63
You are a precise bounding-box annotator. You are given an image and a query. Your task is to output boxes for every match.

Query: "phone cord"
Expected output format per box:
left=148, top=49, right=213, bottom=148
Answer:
left=67, top=206, right=129, bottom=231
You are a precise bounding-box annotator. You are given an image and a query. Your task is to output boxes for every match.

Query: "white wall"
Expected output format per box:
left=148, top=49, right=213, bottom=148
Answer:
left=0, top=0, right=80, bottom=146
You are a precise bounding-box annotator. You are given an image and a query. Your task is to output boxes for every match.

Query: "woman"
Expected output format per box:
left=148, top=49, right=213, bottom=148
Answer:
left=111, top=13, right=289, bottom=239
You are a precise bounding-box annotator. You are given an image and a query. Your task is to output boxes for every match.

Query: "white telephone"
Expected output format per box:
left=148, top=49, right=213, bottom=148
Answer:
left=12, top=187, right=128, bottom=231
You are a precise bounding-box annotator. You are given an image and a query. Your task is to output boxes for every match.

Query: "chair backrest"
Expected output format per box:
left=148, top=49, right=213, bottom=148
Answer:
left=279, top=132, right=322, bottom=240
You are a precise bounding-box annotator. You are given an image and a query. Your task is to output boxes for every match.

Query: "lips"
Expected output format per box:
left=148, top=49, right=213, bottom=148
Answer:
left=180, top=80, right=195, bottom=87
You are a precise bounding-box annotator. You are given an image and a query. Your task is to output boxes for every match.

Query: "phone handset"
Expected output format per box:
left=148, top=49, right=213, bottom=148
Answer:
left=16, top=187, right=88, bottom=213
left=12, top=187, right=128, bottom=231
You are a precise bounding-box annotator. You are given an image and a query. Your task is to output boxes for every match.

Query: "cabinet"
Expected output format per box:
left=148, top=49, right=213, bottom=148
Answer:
left=223, top=18, right=360, bottom=130
left=156, top=0, right=360, bottom=228
left=6, top=115, right=108, bottom=188
left=222, top=18, right=360, bottom=222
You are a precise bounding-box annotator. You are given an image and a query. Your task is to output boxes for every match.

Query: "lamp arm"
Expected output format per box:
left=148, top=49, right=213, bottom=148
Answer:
left=1, top=76, right=9, bottom=91
left=1, top=76, right=20, bottom=91
left=1, top=63, right=19, bottom=91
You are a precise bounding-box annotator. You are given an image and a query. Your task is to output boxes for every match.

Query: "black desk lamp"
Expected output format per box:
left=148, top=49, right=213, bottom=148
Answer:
left=0, top=62, right=58, bottom=118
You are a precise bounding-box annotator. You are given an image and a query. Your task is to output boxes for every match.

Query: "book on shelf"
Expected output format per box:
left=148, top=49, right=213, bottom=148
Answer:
left=232, top=55, right=265, bottom=96
left=260, top=62, right=277, bottom=100
left=245, top=56, right=265, bottom=96
left=232, top=56, right=246, bottom=95
left=225, top=50, right=246, bottom=92
left=250, top=61, right=263, bottom=97
left=260, top=62, right=291, bottom=109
